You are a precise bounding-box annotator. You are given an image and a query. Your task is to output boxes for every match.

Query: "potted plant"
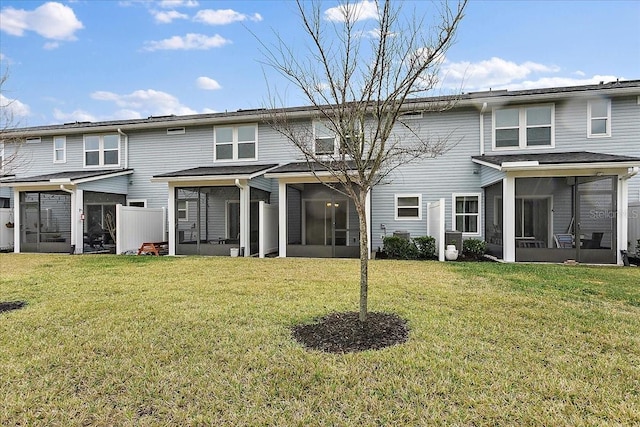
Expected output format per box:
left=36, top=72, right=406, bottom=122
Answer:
left=445, top=240, right=458, bottom=261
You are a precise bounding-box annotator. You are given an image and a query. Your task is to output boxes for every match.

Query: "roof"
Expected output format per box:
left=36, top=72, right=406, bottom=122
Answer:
left=1, top=169, right=134, bottom=186
left=266, top=161, right=360, bottom=175
left=472, top=152, right=640, bottom=171
left=5, top=80, right=639, bottom=137
left=151, top=164, right=278, bottom=182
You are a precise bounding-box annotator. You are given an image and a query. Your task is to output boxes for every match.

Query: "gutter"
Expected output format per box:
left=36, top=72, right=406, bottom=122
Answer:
left=59, top=184, right=74, bottom=194
left=621, top=166, right=640, bottom=180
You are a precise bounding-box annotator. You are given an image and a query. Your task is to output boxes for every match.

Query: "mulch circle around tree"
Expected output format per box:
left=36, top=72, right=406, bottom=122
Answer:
left=291, top=311, right=409, bottom=353
left=0, top=301, right=27, bottom=314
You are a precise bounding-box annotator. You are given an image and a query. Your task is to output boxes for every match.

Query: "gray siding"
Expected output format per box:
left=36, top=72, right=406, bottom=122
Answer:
left=80, top=175, right=129, bottom=194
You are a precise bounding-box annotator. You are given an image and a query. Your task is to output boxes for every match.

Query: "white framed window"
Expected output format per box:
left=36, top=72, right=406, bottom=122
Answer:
left=395, top=194, right=422, bottom=220
left=53, top=136, right=66, bottom=163
left=214, top=124, right=257, bottom=161
left=493, top=104, right=554, bottom=150
left=84, top=134, right=120, bottom=167
left=314, top=121, right=338, bottom=156
left=167, top=127, right=185, bottom=135
left=588, top=99, right=611, bottom=137
left=177, top=200, right=188, bottom=221
left=26, top=137, right=41, bottom=144
left=453, top=193, right=481, bottom=235
left=127, top=199, right=147, bottom=207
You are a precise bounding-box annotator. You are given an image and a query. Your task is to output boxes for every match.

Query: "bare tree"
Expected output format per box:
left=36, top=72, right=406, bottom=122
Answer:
left=0, top=69, right=28, bottom=176
left=260, top=0, right=467, bottom=321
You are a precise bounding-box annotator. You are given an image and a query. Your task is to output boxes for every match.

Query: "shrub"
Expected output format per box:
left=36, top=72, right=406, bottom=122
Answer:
left=413, top=236, right=436, bottom=259
left=382, top=236, right=418, bottom=260
left=463, top=238, right=487, bottom=260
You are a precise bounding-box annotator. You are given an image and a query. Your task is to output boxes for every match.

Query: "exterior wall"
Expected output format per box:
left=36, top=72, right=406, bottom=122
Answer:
left=80, top=175, right=129, bottom=194
left=370, top=106, right=482, bottom=250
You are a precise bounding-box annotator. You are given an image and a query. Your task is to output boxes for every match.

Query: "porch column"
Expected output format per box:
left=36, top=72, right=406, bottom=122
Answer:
left=366, top=188, right=371, bottom=259
left=278, top=180, right=287, bottom=257
left=503, top=175, right=516, bottom=262
left=12, top=188, right=19, bottom=253
left=238, top=179, right=250, bottom=257
left=618, top=175, right=629, bottom=265
left=168, top=184, right=176, bottom=256
left=73, top=189, right=84, bottom=254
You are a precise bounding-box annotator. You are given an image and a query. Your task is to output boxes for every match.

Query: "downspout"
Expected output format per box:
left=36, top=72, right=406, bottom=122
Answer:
left=117, top=128, right=128, bottom=169
left=479, top=102, right=487, bottom=156
left=235, top=179, right=248, bottom=256
left=621, top=166, right=639, bottom=180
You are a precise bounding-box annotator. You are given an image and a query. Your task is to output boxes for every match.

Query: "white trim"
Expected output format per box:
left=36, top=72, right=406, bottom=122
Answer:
left=587, top=98, right=611, bottom=138
left=53, top=136, right=66, bottom=164
left=452, top=192, right=482, bottom=236
left=492, top=104, right=555, bottom=151
left=213, top=123, right=258, bottom=162
left=394, top=193, right=422, bottom=220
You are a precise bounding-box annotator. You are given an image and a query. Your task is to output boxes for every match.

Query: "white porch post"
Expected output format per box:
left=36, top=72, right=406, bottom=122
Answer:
left=168, top=184, right=176, bottom=256
left=12, top=188, right=20, bottom=253
left=503, top=175, right=516, bottom=262
left=73, top=189, right=83, bottom=254
left=238, top=179, right=250, bottom=257
left=618, top=175, right=629, bottom=265
left=278, top=180, right=287, bottom=257
left=366, top=188, right=371, bottom=259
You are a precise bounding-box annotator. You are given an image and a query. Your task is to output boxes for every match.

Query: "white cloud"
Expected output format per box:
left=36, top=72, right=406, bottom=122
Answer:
left=43, top=41, right=60, bottom=50
left=438, top=56, right=621, bottom=92
left=196, top=76, right=221, bottom=90
left=0, top=2, right=83, bottom=41
left=143, top=33, right=230, bottom=51
left=158, top=0, right=198, bottom=8
left=152, top=10, right=188, bottom=24
left=91, top=89, right=198, bottom=116
left=53, top=108, right=96, bottom=123
left=194, top=9, right=262, bottom=25
left=324, top=0, right=378, bottom=22
left=1, top=94, right=31, bottom=118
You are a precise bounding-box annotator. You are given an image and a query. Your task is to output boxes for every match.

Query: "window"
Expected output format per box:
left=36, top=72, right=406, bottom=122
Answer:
left=26, top=137, right=41, bottom=144
left=177, top=200, right=188, bottom=221
left=453, top=194, right=480, bottom=234
left=127, top=199, right=147, bottom=207
left=167, top=127, right=185, bottom=135
left=395, top=194, right=422, bottom=220
left=84, top=134, right=120, bottom=167
left=53, top=136, right=66, bottom=163
left=214, top=124, right=257, bottom=161
left=314, top=122, right=337, bottom=155
left=588, top=99, right=611, bottom=137
left=493, top=105, right=554, bottom=149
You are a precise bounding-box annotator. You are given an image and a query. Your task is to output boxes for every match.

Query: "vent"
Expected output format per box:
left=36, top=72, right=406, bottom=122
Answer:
left=399, top=111, right=423, bottom=119
left=26, top=137, right=41, bottom=144
left=167, top=127, right=185, bottom=135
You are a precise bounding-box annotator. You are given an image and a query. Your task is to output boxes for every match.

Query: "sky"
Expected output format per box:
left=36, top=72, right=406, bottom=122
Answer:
left=1, top=0, right=639, bottom=128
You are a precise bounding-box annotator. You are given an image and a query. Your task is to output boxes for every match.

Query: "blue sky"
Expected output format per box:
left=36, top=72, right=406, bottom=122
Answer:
left=1, top=0, right=639, bottom=127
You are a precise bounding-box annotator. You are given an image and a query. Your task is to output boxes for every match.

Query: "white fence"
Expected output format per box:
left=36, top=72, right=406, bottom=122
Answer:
left=259, top=201, right=278, bottom=258
left=629, top=202, right=640, bottom=254
left=116, top=204, right=166, bottom=254
left=427, top=198, right=445, bottom=261
left=0, top=208, right=14, bottom=250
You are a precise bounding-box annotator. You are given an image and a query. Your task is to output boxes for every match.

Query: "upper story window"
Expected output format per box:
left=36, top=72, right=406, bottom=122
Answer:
left=84, top=134, right=120, bottom=167
left=453, top=193, right=481, bottom=235
left=26, top=137, right=41, bottom=144
left=214, top=124, right=257, bottom=161
left=395, top=194, right=422, bottom=220
left=53, top=136, right=66, bottom=163
left=177, top=200, right=188, bottom=220
left=313, top=121, right=357, bottom=156
left=588, top=99, right=611, bottom=137
left=493, top=104, right=554, bottom=150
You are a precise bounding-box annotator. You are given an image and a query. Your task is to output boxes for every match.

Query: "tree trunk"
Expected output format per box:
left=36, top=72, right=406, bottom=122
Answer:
left=356, top=189, right=369, bottom=322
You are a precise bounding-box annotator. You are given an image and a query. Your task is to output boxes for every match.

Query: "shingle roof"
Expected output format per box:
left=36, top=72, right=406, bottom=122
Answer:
left=472, top=151, right=640, bottom=166
left=2, top=169, right=133, bottom=184
left=267, top=161, right=360, bottom=174
left=153, top=164, right=278, bottom=178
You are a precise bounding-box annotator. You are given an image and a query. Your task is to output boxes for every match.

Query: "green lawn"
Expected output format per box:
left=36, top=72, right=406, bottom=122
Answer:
left=1, top=254, right=639, bottom=426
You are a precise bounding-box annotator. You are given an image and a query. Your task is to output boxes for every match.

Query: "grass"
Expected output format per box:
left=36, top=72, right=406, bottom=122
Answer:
left=1, top=254, right=639, bottom=426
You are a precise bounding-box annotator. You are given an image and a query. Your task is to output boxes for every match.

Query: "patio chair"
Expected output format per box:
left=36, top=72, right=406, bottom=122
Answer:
left=582, top=232, right=604, bottom=249
left=554, top=233, right=574, bottom=248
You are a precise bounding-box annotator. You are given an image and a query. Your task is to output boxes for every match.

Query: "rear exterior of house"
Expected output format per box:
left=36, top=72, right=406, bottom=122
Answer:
left=1, top=80, right=639, bottom=264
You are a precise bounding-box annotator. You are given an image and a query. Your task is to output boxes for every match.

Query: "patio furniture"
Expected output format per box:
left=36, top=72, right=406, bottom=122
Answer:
left=554, top=234, right=574, bottom=248
left=137, top=241, right=168, bottom=256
